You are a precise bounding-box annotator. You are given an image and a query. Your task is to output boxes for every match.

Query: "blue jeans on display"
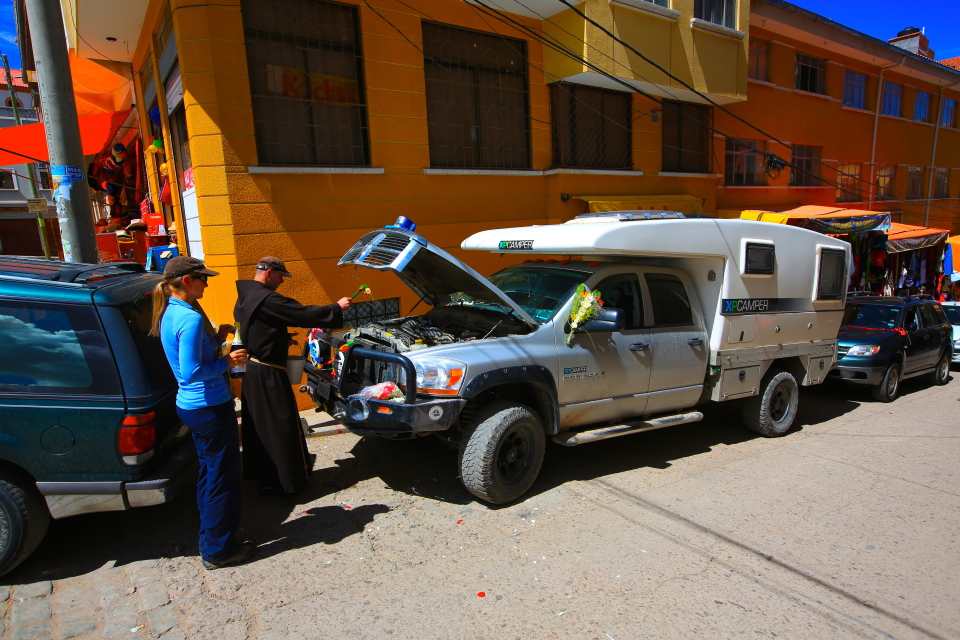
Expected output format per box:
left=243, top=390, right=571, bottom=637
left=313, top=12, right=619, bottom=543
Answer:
left=176, top=401, right=242, bottom=563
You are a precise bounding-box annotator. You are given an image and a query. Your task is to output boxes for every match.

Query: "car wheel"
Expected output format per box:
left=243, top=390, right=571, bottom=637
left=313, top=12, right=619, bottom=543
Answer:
left=459, top=402, right=545, bottom=504
left=0, top=471, right=50, bottom=577
left=742, top=370, right=799, bottom=437
left=928, top=351, right=950, bottom=386
left=871, top=360, right=901, bottom=402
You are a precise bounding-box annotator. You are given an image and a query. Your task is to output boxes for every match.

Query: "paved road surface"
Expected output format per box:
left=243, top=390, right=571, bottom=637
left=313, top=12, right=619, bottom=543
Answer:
left=3, top=374, right=958, bottom=640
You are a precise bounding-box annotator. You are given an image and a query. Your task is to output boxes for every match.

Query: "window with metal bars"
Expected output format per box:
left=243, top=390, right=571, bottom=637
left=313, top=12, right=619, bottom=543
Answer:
left=550, top=82, right=631, bottom=170
left=907, top=166, right=924, bottom=199
left=724, top=138, right=766, bottom=186
left=789, top=144, right=822, bottom=186
left=795, top=52, right=826, bottom=94
left=835, top=162, right=862, bottom=203
left=694, top=0, right=737, bottom=29
left=934, top=168, right=949, bottom=199
left=748, top=39, right=768, bottom=82
left=241, top=0, right=369, bottom=166
left=422, top=22, right=530, bottom=169
left=876, top=164, right=895, bottom=200
left=661, top=100, right=712, bottom=173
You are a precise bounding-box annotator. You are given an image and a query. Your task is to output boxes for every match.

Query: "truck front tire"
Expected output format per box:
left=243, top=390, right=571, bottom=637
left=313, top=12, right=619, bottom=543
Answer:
left=742, top=370, right=799, bottom=437
left=0, top=472, right=50, bottom=577
left=459, top=402, right=545, bottom=504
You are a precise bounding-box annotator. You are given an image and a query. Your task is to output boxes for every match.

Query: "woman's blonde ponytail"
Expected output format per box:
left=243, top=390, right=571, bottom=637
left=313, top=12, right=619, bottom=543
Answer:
left=149, top=278, right=181, bottom=337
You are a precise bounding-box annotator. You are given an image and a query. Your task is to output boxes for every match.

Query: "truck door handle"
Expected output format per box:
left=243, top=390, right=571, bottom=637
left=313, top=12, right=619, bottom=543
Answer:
left=629, top=342, right=649, bottom=351
left=688, top=338, right=704, bottom=346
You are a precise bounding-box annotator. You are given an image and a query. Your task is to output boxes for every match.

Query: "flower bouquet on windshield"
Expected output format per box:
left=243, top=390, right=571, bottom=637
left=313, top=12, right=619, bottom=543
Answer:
left=565, top=284, right=603, bottom=345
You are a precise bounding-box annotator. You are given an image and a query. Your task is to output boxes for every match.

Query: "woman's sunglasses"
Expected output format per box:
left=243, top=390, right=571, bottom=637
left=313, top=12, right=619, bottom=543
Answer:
left=191, top=274, right=208, bottom=283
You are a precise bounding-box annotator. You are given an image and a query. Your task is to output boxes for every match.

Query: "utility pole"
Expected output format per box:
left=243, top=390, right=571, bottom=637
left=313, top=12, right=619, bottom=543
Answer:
left=23, top=0, right=97, bottom=263
left=2, top=54, right=50, bottom=259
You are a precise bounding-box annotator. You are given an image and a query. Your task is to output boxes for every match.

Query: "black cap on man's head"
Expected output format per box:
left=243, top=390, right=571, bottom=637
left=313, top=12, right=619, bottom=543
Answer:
left=163, top=256, right=219, bottom=280
left=256, top=256, right=293, bottom=277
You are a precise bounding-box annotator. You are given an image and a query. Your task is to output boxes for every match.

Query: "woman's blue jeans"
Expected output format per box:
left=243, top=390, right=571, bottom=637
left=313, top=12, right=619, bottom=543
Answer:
left=176, top=401, right=242, bottom=563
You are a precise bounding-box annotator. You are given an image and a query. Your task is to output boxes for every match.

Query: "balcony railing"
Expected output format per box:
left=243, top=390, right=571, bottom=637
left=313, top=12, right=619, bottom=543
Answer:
left=0, top=107, right=38, bottom=120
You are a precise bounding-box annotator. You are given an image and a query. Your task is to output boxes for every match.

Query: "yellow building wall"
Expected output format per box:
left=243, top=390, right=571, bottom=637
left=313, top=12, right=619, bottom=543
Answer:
left=716, top=26, right=960, bottom=233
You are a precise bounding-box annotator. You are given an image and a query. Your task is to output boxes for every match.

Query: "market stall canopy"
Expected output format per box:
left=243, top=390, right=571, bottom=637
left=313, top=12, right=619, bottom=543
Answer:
left=741, top=206, right=892, bottom=234
left=575, top=194, right=702, bottom=215
left=885, top=223, right=950, bottom=253
left=0, top=109, right=135, bottom=167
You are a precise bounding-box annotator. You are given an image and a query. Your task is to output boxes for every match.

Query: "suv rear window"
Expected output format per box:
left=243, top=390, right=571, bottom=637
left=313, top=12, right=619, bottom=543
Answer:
left=121, top=298, right=177, bottom=390
left=0, top=300, right=121, bottom=395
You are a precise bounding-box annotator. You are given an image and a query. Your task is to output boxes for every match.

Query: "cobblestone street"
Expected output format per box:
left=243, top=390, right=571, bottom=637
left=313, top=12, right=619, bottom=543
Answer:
left=3, top=375, right=959, bottom=639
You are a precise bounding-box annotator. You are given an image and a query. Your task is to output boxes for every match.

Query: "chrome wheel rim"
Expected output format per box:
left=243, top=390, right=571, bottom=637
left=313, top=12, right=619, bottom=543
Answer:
left=887, top=365, right=900, bottom=397
left=770, top=381, right=793, bottom=422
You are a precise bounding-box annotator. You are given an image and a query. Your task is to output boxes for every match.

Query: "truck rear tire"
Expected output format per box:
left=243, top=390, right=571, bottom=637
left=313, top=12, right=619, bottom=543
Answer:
left=0, top=471, right=50, bottom=577
left=459, top=402, right=545, bottom=505
left=742, top=370, right=799, bottom=437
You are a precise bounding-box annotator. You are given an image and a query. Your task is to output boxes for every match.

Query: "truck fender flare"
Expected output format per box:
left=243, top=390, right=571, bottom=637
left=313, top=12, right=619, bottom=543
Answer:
left=461, top=366, right=560, bottom=435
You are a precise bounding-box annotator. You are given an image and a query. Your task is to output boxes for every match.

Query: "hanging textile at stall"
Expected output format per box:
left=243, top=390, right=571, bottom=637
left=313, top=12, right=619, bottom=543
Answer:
left=741, top=206, right=892, bottom=232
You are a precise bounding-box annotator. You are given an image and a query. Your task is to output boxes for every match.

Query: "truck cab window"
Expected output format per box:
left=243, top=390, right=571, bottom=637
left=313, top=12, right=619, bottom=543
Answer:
left=645, top=273, right=693, bottom=327
left=745, top=243, right=775, bottom=275
left=596, top=275, right=643, bottom=329
left=817, top=248, right=846, bottom=300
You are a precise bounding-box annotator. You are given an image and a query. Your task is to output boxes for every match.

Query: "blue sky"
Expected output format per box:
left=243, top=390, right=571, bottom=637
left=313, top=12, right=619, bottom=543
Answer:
left=0, top=0, right=957, bottom=70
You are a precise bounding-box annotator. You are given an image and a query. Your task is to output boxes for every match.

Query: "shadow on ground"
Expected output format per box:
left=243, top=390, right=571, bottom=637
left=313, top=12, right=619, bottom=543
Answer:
left=5, top=382, right=865, bottom=584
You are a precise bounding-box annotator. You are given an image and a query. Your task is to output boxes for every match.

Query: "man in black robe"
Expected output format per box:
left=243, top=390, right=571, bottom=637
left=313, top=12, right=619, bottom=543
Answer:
left=235, top=256, right=351, bottom=494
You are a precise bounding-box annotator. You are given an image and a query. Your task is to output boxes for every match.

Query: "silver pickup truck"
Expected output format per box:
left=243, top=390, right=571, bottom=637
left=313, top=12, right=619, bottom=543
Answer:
left=306, top=213, right=849, bottom=503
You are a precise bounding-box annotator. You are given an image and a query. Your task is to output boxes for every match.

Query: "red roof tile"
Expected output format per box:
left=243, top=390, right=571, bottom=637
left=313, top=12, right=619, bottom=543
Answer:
left=939, top=57, right=960, bottom=71
left=0, top=69, right=28, bottom=89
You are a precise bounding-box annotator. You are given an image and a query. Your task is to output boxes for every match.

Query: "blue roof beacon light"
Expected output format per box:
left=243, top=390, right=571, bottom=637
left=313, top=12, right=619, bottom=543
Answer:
left=387, top=216, right=417, bottom=232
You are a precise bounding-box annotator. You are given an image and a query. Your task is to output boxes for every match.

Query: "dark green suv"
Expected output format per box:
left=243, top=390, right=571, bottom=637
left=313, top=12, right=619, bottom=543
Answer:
left=0, top=257, right=197, bottom=576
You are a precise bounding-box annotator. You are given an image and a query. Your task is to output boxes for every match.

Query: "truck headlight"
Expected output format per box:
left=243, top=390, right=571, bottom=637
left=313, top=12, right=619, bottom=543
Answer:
left=846, top=345, right=880, bottom=357
left=411, top=357, right=466, bottom=395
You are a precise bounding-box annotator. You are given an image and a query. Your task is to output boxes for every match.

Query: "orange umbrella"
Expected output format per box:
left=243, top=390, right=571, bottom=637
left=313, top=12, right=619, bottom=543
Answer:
left=0, top=109, right=134, bottom=166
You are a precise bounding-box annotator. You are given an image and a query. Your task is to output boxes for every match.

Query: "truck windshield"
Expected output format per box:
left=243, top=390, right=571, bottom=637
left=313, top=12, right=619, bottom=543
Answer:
left=944, top=307, right=960, bottom=326
left=841, top=304, right=901, bottom=330
left=486, top=267, right=588, bottom=323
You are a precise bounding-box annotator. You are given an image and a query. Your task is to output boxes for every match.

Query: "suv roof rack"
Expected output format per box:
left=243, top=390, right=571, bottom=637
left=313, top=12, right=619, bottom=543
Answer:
left=0, top=257, right=145, bottom=285
left=574, top=210, right=713, bottom=222
left=905, top=294, right=935, bottom=302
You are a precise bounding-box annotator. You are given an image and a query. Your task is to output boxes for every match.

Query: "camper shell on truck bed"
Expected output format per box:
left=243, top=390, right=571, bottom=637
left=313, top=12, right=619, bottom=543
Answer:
left=305, top=213, right=850, bottom=504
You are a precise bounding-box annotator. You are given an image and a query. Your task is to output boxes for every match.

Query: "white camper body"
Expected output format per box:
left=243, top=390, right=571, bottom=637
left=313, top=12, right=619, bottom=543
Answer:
left=463, top=215, right=850, bottom=399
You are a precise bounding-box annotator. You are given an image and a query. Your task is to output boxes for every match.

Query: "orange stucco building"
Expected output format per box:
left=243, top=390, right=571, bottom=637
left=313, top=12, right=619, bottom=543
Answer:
left=33, top=0, right=960, bottom=328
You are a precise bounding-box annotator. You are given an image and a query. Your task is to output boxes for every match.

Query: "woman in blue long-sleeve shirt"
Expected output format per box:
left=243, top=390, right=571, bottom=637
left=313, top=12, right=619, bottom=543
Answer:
left=150, top=256, right=255, bottom=570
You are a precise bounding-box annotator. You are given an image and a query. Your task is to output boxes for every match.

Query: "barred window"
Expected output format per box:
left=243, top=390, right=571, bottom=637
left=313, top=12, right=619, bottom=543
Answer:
left=550, top=83, right=631, bottom=170
left=915, top=91, right=931, bottom=122
left=876, top=164, right=895, bottom=200
left=694, top=0, right=737, bottom=30
left=662, top=100, right=712, bottom=173
left=241, top=0, right=369, bottom=166
left=881, top=81, right=902, bottom=117
left=934, top=168, right=949, bottom=199
left=423, top=23, right=530, bottom=169
left=795, top=52, right=826, bottom=94
left=842, top=70, right=866, bottom=109
left=907, top=166, right=924, bottom=199
left=725, top=138, right=766, bottom=186
left=836, top=162, right=862, bottom=203
left=789, top=144, right=821, bottom=186
left=748, top=39, right=768, bottom=81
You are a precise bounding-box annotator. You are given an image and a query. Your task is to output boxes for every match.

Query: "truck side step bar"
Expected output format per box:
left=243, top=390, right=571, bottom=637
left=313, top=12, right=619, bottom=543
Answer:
left=552, top=412, right=704, bottom=446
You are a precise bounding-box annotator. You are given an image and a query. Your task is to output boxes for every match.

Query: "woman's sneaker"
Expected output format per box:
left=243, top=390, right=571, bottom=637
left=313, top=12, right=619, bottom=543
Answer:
left=201, top=541, right=257, bottom=570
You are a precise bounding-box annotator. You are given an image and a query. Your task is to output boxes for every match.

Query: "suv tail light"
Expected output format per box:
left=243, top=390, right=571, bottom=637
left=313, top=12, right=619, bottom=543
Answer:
left=119, top=412, right=156, bottom=461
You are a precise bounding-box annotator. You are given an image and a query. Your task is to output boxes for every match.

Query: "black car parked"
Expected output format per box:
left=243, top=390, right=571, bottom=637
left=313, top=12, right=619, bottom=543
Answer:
left=830, top=295, right=953, bottom=402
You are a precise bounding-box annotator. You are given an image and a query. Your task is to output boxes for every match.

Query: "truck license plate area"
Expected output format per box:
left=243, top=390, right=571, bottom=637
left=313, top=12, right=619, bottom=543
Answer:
left=316, top=379, right=331, bottom=400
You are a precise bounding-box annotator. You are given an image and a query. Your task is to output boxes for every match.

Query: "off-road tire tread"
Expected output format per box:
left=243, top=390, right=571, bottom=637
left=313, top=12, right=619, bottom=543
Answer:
left=871, top=360, right=901, bottom=402
left=928, top=351, right=950, bottom=386
left=0, top=473, right=50, bottom=577
left=459, top=401, right=545, bottom=504
left=742, top=370, right=799, bottom=437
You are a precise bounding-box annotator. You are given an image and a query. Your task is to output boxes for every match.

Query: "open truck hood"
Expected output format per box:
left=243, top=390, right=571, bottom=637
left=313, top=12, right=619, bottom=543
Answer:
left=338, top=228, right=537, bottom=328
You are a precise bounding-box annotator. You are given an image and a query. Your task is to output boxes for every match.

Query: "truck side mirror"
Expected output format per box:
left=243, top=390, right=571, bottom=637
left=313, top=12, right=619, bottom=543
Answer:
left=581, top=308, right=626, bottom=333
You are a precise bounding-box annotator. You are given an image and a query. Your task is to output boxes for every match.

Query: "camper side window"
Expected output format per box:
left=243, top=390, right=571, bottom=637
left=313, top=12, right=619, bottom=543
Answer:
left=817, top=249, right=846, bottom=300
left=744, top=243, right=775, bottom=275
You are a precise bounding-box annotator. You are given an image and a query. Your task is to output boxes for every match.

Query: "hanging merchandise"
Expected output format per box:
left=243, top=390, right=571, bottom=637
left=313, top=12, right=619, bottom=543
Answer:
left=159, top=177, right=173, bottom=206
left=158, top=162, right=169, bottom=176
